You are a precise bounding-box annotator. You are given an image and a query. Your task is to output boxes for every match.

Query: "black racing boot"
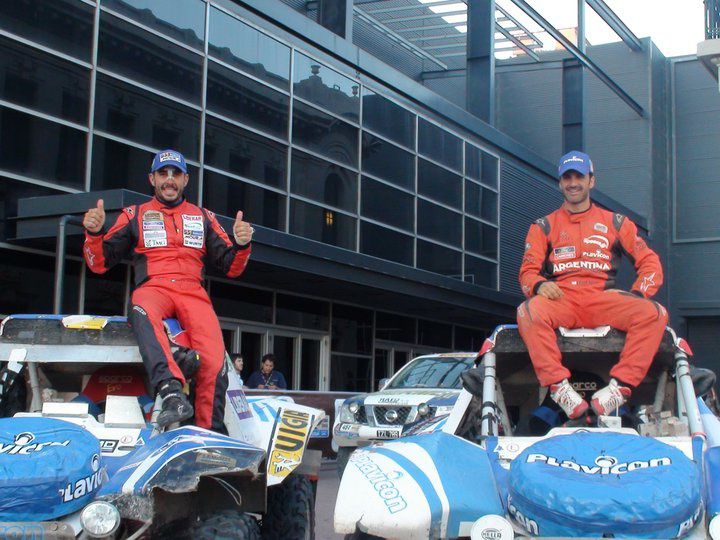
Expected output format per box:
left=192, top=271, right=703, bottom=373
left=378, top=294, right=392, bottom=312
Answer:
left=156, top=379, right=194, bottom=429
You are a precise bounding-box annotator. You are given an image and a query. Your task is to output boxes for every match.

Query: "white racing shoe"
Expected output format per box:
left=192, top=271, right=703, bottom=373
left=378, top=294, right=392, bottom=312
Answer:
left=591, top=378, right=631, bottom=416
left=550, top=379, right=589, bottom=419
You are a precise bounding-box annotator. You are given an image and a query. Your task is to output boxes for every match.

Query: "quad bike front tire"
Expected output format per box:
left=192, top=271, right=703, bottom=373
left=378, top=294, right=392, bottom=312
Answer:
left=262, top=474, right=315, bottom=540
left=188, top=510, right=260, bottom=540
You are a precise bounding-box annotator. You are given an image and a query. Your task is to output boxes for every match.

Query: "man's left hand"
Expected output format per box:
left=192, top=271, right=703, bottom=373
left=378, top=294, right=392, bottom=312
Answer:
left=233, top=210, right=254, bottom=246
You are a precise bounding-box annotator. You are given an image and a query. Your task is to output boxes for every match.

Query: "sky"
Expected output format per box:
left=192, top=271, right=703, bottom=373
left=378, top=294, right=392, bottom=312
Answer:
left=418, top=0, right=706, bottom=58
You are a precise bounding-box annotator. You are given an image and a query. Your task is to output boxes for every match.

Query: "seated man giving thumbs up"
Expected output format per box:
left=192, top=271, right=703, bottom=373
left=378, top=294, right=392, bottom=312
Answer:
left=82, top=149, right=254, bottom=432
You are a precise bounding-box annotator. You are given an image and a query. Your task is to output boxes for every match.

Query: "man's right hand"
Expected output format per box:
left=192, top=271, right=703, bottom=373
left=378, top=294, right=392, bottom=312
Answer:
left=537, top=281, right=563, bottom=300
left=83, top=199, right=106, bottom=234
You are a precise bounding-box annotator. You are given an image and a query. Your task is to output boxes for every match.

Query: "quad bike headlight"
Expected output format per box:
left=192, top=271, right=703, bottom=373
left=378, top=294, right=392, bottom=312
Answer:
left=80, top=501, right=120, bottom=538
left=710, top=514, right=720, bottom=540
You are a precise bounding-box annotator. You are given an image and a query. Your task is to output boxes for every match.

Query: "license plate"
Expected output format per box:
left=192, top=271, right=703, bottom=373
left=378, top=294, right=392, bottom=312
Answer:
left=375, top=429, right=401, bottom=439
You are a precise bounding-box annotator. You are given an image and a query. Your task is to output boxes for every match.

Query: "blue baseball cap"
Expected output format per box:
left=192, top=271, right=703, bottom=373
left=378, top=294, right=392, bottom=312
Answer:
left=150, top=149, right=187, bottom=173
left=558, top=151, right=593, bottom=177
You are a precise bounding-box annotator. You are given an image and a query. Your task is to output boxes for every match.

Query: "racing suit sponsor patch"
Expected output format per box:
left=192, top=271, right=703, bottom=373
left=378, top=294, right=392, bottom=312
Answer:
left=143, top=229, right=167, bottom=248
left=553, top=260, right=611, bottom=273
left=594, top=222, right=608, bottom=233
left=582, top=250, right=610, bottom=260
left=583, top=235, right=609, bottom=249
left=182, top=215, right=204, bottom=248
left=553, top=246, right=576, bottom=261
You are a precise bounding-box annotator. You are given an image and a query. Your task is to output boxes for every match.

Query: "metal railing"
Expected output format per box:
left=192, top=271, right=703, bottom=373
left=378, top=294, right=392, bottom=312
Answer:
left=706, top=0, right=720, bottom=39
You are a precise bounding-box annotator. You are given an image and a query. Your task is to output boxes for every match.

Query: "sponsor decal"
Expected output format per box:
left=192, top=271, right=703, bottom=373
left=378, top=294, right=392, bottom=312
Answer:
left=99, top=439, right=119, bottom=453
left=583, top=250, right=610, bottom=260
left=182, top=216, right=204, bottom=248
left=143, top=229, right=167, bottom=248
left=553, top=260, right=611, bottom=273
left=352, top=452, right=407, bottom=514
left=98, top=375, right=133, bottom=384
left=196, top=450, right=237, bottom=469
left=563, top=155, right=585, bottom=164
left=594, top=222, right=608, bottom=233
left=377, top=397, right=402, bottom=404
left=124, top=206, right=135, bottom=217
left=142, top=220, right=164, bottom=230
left=143, top=210, right=163, bottom=222
left=268, top=409, right=311, bottom=478
left=158, top=151, right=180, bottom=163
left=508, top=495, right=539, bottom=535
left=481, top=528, right=502, bottom=540
left=583, top=235, right=609, bottom=249
left=84, top=246, right=96, bottom=267
left=525, top=242, right=531, bottom=252
left=0, top=432, right=70, bottom=455
left=182, top=214, right=202, bottom=221
left=206, top=210, right=216, bottom=219
left=132, top=305, right=147, bottom=316
left=120, top=435, right=135, bottom=445
left=311, top=416, right=330, bottom=438
left=60, top=454, right=105, bottom=502
left=677, top=506, right=703, bottom=536
left=572, top=381, right=597, bottom=398
left=640, top=272, right=656, bottom=293
left=525, top=453, right=671, bottom=475
left=337, top=423, right=360, bottom=433
left=227, top=389, right=252, bottom=420
left=553, top=246, right=576, bottom=261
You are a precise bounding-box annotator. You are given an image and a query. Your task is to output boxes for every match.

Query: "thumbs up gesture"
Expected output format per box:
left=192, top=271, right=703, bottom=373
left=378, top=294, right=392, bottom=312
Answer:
left=83, top=199, right=106, bottom=234
left=233, top=210, right=254, bottom=246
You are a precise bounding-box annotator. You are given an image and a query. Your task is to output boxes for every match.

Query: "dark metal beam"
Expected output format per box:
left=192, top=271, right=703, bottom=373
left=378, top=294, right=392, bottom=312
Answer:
left=466, top=0, right=495, bottom=124
left=510, top=0, right=644, bottom=117
left=563, top=58, right=584, bottom=152
left=495, top=23, right=540, bottom=61
left=586, top=0, right=643, bottom=51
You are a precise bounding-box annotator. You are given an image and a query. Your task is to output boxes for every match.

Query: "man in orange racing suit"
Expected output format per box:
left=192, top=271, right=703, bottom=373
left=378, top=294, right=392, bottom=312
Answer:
left=82, top=149, right=254, bottom=431
left=517, top=150, right=667, bottom=419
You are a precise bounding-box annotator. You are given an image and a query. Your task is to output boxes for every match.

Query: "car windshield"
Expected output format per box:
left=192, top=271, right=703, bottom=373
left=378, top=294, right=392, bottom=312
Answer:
left=388, top=356, right=474, bottom=389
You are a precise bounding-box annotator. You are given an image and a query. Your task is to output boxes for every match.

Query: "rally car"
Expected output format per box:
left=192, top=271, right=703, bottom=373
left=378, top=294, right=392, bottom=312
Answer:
left=334, top=324, right=720, bottom=539
left=333, top=353, right=474, bottom=475
left=0, top=314, right=324, bottom=539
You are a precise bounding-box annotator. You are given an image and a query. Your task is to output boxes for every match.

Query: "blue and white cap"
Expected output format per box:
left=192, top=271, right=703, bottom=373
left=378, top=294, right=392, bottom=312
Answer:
left=150, top=149, right=187, bottom=173
left=558, top=151, right=593, bottom=177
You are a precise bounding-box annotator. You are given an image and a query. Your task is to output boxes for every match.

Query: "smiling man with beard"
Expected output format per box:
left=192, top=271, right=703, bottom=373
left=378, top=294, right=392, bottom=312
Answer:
left=517, top=151, right=666, bottom=420
left=82, top=149, right=254, bottom=431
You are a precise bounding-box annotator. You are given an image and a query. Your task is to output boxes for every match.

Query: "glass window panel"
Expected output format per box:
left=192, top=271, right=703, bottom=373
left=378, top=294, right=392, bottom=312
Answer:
left=0, top=37, right=89, bottom=124
left=276, top=294, right=329, bottom=331
left=481, top=152, right=499, bottom=188
left=361, top=133, right=414, bottom=190
left=290, top=150, right=357, bottom=212
left=208, top=7, right=290, bottom=89
left=360, top=221, right=413, bottom=266
left=289, top=199, right=356, bottom=251
left=464, top=255, right=497, bottom=289
left=94, top=73, right=201, bottom=160
left=481, top=187, right=498, bottom=224
left=0, top=248, right=80, bottom=315
left=376, top=312, right=416, bottom=343
left=418, top=319, right=451, bottom=349
left=98, top=12, right=203, bottom=104
left=210, top=281, right=273, bottom=323
left=373, top=348, right=389, bottom=392
left=417, top=240, right=462, bottom=279
left=418, top=158, right=462, bottom=208
left=85, top=264, right=127, bottom=316
left=330, top=354, right=371, bottom=392
left=203, top=170, right=285, bottom=230
left=332, top=304, right=373, bottom=355
left=90, top=136, right=199, bottom=203
left=417, top=199, right=462, bottom=247
left=465, top=143, right=481, bottom=180
left=454, top=326, right=488, bottom=352
left=361, top=177, right=413, bottom=232
left=0, top=0, right=93, bottom=61
left=292, top=101, right=358, bottom=167
left=207, top=60, right=289, bottom=139
left=362, top=88, right=414, bottom=148
left=465, top=180, right=480, bottom=217
left=102, top=0, right=205, bottom=50
left=293, top=53, right=359, bottom=122
left=0, top=107, right=85, bottom=190
left=205, top=116, right=287, bottom=189
left=0, top=177, right=66, bottom=241
left=465, top=218, right=498, bottom=260
left=418, top=118, right=461, bottom=171
left=301, top=338, right=320, bottom=390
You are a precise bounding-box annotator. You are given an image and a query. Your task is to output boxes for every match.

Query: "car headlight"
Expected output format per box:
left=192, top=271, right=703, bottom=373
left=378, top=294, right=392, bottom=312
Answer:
left=710, top=514, right=720, bottom=540
left=80, top=501, right=120, bottom=538
left=338, top=403, right=358, bottom=423
left=417, top=403, right=430, bottom=416
left=348, top=402, right=359, bottom=414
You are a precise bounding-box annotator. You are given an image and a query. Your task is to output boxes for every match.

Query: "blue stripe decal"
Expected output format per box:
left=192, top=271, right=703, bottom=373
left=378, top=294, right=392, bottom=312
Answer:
left=373, top=446, right=444, bottom=533
left=252, top=403, right=269, bottom=422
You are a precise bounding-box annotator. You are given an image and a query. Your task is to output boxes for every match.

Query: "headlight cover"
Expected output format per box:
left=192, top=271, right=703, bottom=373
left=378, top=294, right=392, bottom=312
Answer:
left=338, top=403, right=358, bottom=423
left=80, top=501, right=120, bottom=538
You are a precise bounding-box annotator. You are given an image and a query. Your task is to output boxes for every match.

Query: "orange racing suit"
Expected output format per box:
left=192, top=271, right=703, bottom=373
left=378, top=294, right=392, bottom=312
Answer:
left=517, top=204, right=667, bottom=387
left=84, top=196, right=250, bottom=429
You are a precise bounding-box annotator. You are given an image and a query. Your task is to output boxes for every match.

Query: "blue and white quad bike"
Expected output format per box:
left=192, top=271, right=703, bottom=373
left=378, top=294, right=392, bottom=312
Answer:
left=334, top=324, right=720, bottom=539
left=0, top=314, right=324, bottom=539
